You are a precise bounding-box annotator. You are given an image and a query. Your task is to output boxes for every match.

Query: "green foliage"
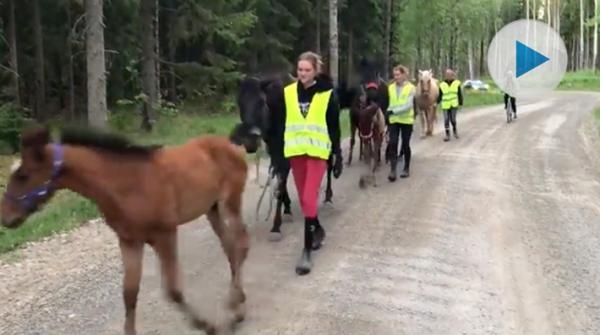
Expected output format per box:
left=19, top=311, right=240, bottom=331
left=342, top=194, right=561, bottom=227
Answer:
left=558, top=70, right=600, bottom=91
left=0, top=103, right=34, bottom=154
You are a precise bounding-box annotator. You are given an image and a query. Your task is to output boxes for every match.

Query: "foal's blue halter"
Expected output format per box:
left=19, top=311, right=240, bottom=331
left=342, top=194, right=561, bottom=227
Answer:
left=3, top=143, right=64, bottom=212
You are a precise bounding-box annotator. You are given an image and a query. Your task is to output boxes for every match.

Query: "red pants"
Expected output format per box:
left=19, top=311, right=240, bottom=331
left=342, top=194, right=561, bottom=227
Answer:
left=289, top=155, right=328, bottom=218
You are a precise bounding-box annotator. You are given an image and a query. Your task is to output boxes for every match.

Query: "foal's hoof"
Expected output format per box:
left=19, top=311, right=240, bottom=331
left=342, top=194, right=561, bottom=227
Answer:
left=268, top=231, right=283, bottom=242
left=388, top=172, right=397, bottom=182
left=295, top=249, right=312, bottom=275
left=228, top=301, right=246, bottom=325
left=359, top=176, right=368, bottom=189
left=191, top=318, right=216, bottom=335
left=282, top=213, right=294, bottom=223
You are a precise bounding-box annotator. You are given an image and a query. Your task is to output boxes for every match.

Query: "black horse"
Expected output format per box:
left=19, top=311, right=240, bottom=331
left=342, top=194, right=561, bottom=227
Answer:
left=236, top=73, right=337, bottom=241
left=338, top=57, right=390, bottom=165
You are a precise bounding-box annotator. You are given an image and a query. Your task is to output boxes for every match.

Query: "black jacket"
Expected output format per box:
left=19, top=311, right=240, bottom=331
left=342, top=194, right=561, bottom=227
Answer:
left=268, top=73, right=341, bottom=168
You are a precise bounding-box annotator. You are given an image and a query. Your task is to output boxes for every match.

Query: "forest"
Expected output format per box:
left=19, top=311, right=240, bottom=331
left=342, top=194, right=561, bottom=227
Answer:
left=0, top=1, right=598, bottom=140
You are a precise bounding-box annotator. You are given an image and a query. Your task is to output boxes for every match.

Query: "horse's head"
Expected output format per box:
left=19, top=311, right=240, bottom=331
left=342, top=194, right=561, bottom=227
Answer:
left=233, top=75, right=278, bottom=153
left=357, top=102, right=379, bottom=140
left=1, top=126, right=61, bottom=228
left=418, top=69, right=434, bottom=96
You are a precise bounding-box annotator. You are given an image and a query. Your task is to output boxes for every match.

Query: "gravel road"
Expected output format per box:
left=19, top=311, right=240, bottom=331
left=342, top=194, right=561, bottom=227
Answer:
left=1, top=91, right=600, bottom=335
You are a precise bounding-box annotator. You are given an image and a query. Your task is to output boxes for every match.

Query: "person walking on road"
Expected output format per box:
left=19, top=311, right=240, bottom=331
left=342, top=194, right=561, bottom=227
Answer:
left=385, top=65, right=416, bottom=181
left=437, top=69, right=463, bottom=141
left=273, top=51, right=343, bottom=275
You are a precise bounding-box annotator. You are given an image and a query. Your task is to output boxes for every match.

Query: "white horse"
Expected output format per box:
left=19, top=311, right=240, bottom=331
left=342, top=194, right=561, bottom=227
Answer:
left=415, top=69, right=439, bottom=138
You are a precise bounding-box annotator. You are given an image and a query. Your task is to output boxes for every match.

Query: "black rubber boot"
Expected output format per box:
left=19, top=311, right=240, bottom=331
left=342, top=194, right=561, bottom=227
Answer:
left=295, top=218, right=314, bottom=275
left=388, top=158, right=398, bottom=182
left=443, top=129, right=450, bottom=142
left=311, top=218, right=326, bottom=251
left=295, top=248, right=312, bottom=275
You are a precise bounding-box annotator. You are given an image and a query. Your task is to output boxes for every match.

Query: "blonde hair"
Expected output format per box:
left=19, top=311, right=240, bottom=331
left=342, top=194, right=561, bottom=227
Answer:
left=393, top=65, right=409, bottom=75
left=298, top=51, right=323, bottom=73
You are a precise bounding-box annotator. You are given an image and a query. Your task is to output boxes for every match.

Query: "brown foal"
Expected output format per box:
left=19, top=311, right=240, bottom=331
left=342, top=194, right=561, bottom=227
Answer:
left=1, top=125, right=252, bottom=334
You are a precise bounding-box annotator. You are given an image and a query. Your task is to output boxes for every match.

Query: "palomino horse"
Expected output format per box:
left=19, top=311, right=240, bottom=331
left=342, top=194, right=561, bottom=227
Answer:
left=1, top=124, right=260, bottom=335
left=357, top=101, right=386, bottom=188
left=237, top=73, right=337, bottom=242
left=415, top=69, right=439, bottom=138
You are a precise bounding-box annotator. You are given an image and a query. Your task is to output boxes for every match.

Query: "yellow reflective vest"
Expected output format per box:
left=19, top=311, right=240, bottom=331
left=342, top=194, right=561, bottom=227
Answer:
left=283, top=82, right=332, bottom=160
left=387, top=82, right=415, bottom=125
left=439, top=80, right=461, bottom=109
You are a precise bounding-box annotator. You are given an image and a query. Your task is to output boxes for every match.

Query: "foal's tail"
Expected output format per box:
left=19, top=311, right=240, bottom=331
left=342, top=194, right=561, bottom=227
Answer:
left=229, top=122, right=262, bottom=154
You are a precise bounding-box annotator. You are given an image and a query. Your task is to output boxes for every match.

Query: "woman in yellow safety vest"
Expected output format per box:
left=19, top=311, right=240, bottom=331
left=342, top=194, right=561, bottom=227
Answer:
left=437, top=68, right=464, bottom=141
left=276, top=51, right=343, bottom=275
left=385, top=65, right=416, bottom=181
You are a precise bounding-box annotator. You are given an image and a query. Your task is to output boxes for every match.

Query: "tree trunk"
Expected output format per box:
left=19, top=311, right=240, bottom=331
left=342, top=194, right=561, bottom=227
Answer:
left=165, top=0, right=178, bottom=103
left=449, top=18, right=456, bottom=69
left=594, top=0, right=598, bottom=73
left=479, top=38, right=485, bottom=77
left=316, top=0, right=321, bottom=54
left=328, top=0, right=339, bottom=86
left=86, top=0, right=108, bottom=128
left=154, top=0, right=160, bottom=102
left=580, top=0, right=585, bottom=69
left=140, top=0, right=158, bottom=131
left=66, top=4, right=76, bottom=120
left=468, top=39, right=474, bottom=80
left=347, top=30, right=353, bottom=84
left=384, top=0, right=392, bottom=79
left=7, top=0, right=20, bottom=106
left=33, top=0, right=46, bottom=119
left=416, top=35, right=422, bottom=76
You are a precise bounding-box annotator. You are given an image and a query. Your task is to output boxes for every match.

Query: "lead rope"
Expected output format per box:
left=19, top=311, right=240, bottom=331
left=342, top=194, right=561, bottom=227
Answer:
left=255, top=165, right=277, bottom=223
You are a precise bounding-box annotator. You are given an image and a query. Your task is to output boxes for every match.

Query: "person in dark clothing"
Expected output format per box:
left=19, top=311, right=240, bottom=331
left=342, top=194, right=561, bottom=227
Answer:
left=269, top=51, right=343, bottom=276
left=437, top=69, right=464, bottom=141
left=503, top=92, right=517, bottom=118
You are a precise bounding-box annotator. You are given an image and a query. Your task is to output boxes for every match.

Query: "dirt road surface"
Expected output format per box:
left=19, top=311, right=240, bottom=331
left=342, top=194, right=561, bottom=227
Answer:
left=2, top=91, right=600, bottom=335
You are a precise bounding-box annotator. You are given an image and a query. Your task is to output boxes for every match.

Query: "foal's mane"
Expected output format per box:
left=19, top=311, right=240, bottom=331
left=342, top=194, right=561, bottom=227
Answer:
left=59, top=126, right=162, bottom=156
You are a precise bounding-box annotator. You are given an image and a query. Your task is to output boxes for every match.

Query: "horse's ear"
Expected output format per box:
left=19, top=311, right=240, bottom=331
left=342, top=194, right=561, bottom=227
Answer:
left=258, top=78, right=271, bottom=92
left=21, top=125, right=50, bottom=149
left=20, top=125, right=50, bottom=163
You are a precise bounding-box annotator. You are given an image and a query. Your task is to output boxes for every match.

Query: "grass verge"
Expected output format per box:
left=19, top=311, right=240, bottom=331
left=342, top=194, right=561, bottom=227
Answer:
left=558, top=70, right=600, bottom=91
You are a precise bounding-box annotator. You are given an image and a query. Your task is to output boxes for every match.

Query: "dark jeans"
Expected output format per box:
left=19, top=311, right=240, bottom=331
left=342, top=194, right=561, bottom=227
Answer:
left=503, top=93, right=517, bottom=114
left=387, top=123, right=413, bottom=171
left=443, top=108, right=458, bottom=134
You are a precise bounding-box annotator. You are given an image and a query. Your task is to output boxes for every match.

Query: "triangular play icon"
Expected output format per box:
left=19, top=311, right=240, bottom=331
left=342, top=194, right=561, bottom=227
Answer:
left=516, top=40, right=549, bottom=77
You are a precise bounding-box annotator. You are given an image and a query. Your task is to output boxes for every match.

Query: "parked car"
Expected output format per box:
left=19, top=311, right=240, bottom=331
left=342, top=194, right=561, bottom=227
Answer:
left=463, top=79, right=490, bottom=91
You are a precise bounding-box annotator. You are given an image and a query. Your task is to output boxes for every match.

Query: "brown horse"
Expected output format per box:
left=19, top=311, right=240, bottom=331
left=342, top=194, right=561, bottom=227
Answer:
left=1, top=125, right=259, bottom=335
left=357, top=101, right=386, bottom=188
left=343, top=78, right=388, bottom=166
left=415, top=69, right=439, bottom=138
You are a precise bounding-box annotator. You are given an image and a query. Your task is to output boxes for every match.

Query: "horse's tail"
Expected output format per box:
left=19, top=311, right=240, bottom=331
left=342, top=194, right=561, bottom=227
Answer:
left=229, top=122, right=262, bottom=154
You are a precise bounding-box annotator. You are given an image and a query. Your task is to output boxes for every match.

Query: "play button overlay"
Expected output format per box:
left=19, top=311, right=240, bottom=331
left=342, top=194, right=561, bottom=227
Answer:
left=487, top=19, right=567, bottom=98
left=516, top=40, right=549, bottom=77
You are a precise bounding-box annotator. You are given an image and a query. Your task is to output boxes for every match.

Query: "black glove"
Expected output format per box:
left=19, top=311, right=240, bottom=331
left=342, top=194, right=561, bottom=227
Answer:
left=333, top=150, right=343, bottom=179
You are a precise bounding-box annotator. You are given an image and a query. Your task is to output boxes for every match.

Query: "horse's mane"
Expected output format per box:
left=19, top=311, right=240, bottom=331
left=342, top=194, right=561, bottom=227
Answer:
left=59, top=126, right=162, bottom=156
